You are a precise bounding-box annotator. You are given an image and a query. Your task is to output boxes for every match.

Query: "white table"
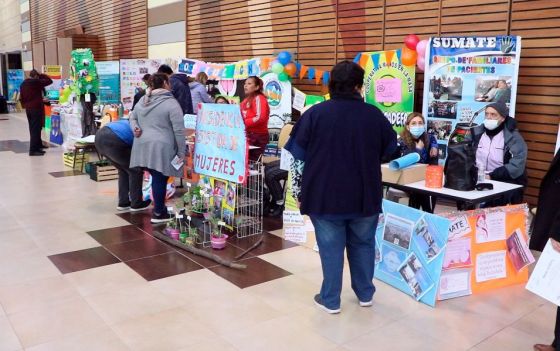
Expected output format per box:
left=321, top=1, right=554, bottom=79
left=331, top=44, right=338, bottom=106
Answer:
left=383, top=179, right=523, bottom=207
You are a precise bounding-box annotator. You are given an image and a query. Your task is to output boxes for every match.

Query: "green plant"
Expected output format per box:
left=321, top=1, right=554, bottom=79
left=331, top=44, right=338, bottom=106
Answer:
left=208, top=215, right=223, bottom=238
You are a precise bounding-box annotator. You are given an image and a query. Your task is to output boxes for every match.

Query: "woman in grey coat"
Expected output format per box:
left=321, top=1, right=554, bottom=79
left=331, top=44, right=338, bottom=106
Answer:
left=130, top=73, right=186, bottom=223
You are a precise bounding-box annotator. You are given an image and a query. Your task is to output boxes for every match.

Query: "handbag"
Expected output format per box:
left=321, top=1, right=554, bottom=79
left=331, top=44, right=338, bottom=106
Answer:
left=444, top=123, right=477, bottom=191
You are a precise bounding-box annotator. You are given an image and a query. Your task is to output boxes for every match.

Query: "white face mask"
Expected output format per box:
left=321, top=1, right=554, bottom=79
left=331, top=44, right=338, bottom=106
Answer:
left=484, top=119, right=500, bottom=131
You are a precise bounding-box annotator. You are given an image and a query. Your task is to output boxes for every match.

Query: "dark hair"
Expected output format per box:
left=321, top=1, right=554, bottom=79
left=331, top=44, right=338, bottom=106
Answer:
left=149, top=73, right=169, bottom=90
left=328, top=61, right=364, bottom=95
left=142, top=73, right=151, bottom=82
left=29, top=69, right=39, bottom=78
left=246, top=76, right=264, bottom=95
left=157, top=64, right=173, bottom=75
left=214, top=96, right=229, bottom=104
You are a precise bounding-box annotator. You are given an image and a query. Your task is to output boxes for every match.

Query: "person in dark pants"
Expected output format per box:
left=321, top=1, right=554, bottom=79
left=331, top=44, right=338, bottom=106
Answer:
left=95, top=120, right=151, bottom=212
left=19, top=69, right=52, bottom=156
left=285, top=61, right=397, bottom=314
left=157, top=64, right=194, bottom=115
left=530, top=151, right=560, bottom=351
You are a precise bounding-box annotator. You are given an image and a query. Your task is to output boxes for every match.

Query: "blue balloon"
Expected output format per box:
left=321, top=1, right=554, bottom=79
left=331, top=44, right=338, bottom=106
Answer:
left=277, top=51, right=292, bottom=66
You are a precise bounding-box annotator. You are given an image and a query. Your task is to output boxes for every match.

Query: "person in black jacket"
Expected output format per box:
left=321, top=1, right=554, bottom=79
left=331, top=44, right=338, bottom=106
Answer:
left=20, top=69, right=53, bottom=156
left=530, top=151, right=560, bottom=351
left=285, top=61, right=397, bottom=314
left=157, top=64, right=193, bottom=115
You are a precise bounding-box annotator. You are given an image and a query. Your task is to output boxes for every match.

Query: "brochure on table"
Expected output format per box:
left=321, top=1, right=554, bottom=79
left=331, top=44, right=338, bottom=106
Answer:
left=375, top=200, right=450, bottom=307
left=363, top=49, right=416, bottom=134
left=440, top=204, right=530, bottom=300
left=422, top=36, right=521, bottom=161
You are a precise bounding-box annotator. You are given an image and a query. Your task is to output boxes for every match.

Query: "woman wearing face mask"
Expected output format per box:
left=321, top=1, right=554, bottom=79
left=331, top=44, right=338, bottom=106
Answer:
left=473, top=102, right=527, bottom=206
left=240, top=76, right=270, bottom=161
left=390, top=112, right=439, bottom=212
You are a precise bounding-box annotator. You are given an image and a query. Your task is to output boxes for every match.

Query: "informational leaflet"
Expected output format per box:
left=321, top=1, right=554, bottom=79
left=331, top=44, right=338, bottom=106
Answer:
left=476, top=250, right=507, bottom=283
left=284, top=226, right=307, bottom=244
left=526, top=239, right=560, bottom=306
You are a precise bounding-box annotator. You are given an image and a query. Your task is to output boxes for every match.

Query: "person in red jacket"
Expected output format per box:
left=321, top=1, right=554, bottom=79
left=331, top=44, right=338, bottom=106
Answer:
left=241, top=76, right=270, bottom=161
left=20, top=69, right=53, bottom=156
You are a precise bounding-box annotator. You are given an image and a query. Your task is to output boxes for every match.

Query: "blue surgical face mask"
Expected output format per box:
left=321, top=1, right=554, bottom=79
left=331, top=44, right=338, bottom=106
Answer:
left=409, top=126, right=425, bottom=138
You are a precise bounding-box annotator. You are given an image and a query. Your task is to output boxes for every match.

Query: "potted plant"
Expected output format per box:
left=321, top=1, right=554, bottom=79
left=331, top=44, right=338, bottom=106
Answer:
left=164, top=219, right=180, bottom=240
left=209, top=215, right=227, bottom=250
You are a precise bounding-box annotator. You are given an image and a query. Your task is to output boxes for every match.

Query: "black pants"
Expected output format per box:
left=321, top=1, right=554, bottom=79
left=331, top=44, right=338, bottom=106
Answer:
left=95, top=127, right=143, bottom=207
left=409, top=194, right=436, bottom=213
left=552, top=306, right=560, bottom=350
left=26, top=109, right=44, bottom=153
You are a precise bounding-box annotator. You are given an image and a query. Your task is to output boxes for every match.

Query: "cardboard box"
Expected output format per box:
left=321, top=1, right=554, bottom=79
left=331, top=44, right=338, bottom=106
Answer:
left=381, top=163, right=427, bottom=185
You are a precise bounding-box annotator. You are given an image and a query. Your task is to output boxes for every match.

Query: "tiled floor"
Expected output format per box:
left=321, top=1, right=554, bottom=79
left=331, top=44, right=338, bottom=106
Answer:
left=0, top=112, right=555, bottom=350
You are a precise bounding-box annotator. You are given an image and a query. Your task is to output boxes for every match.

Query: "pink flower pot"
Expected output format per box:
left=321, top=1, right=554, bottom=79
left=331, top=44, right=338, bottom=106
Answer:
left=168, top=228, right=180, bottom=241
left=210, top=234, right=228, bottom=250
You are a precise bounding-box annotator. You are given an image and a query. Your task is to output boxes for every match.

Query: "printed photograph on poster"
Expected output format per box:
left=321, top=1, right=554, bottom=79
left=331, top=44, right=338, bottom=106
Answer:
left=375, top=244, right=381, bottom=265
left=226, top=183, right=236, bottom=207
left=413, top=218, right=441, bottom=261
left=428, top=101, right=458, bottom=119
left=378, top=243, right=407, bottom=280
left=438, top=144, right=447, bottom=160
left=428, top=75, right=463, bottom=101
left=223, top=209, right=234, bottom=227
left=398, top=253, right=435, bottom=300
left=475, top=77, right=512, bottom=104
left=506, top=229, right=535, bottom=271
left=438, top=268, right=472, bottom=300
left=443, top=237, right=472, bottom=269
left=475, top=210, right=506, bottom=244
left=476, top=250, right=507, bottom=283
left=213, top=179, right=226, bottom=197
left=383, top=214, right=414, bottom=250
left=428, top=120, right=453, bottom=141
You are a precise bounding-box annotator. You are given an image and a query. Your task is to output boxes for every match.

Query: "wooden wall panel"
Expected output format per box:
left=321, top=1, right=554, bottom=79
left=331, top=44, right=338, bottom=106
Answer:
left=30, top=0, right=147, bottom=61
left=510, top=0, right=560, bottom=205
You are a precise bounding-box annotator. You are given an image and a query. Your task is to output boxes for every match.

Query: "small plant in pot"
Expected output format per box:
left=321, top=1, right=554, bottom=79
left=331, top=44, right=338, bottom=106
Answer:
left=209, top=215, right=228, bottom=250
left=164, top=218, right=180, bottom=240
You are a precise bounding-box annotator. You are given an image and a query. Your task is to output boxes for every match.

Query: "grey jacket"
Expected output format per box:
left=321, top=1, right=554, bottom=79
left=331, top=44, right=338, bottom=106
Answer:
left=129, top=89, right=185, bottom=177
left=189, top=81, right=213, bottom=113
left=472, top=116, right=528, bottom=185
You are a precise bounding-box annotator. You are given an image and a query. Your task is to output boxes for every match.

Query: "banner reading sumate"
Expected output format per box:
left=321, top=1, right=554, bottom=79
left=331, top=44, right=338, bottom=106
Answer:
left=422, top=36, right=521, bottom=159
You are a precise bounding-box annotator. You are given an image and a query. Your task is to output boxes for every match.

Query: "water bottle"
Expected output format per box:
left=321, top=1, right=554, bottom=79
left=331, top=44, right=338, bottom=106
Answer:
left=477, top=163, right=486, bottom=183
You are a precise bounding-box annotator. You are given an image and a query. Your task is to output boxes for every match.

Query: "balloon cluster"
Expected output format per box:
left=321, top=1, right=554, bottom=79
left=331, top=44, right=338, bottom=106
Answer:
left=402, top=34, right=429, bottom=72
left=271, top=51, right=295, bottom=82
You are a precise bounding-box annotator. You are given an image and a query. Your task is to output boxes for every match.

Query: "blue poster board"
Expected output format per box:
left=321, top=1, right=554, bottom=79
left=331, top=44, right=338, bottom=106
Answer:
left=7, top=69, right=24, bottom=100
left=97, top=61, right=120, bottom=104
left=374, top=200, right=450, bottom=307
left=194, top=103, right=248, bottom=184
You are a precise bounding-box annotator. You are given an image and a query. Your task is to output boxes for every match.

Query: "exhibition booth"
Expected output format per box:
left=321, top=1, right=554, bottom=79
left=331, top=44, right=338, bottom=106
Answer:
left=28, top=34, right=534, bottom=307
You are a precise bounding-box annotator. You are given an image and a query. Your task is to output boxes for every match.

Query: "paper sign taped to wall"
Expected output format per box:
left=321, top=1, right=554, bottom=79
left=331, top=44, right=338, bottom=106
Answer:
left=375, top=78, right=402, bottom=103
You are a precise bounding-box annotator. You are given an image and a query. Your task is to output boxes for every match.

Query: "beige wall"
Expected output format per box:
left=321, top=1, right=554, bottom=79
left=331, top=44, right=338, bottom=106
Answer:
left=0, top=0, right=22, bottom=53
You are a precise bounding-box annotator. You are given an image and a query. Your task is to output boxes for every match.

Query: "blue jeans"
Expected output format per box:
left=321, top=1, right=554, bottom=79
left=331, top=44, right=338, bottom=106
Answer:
left=149, top=169, right=169, bottom=215
left=310, top=214, right=379, bottom=309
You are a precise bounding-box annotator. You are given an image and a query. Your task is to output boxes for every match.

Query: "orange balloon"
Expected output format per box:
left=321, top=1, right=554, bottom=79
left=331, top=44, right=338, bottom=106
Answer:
left=284, top=63, right=297, bottom=77
left=401, top=46, right=417, bottom=66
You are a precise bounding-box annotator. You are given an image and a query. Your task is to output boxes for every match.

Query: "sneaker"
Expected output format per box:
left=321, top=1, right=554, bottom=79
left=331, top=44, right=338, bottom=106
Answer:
left=131, top=200, right=151, bottom=212
left=359, top=299, right=373, bottom=307
left=151, top=212, right=172, bottom=223
left=116, top=203, right=131, bottom=211
left=313, top=294, right=340, bottom=314
left=29, top=150, right=45, bottom=156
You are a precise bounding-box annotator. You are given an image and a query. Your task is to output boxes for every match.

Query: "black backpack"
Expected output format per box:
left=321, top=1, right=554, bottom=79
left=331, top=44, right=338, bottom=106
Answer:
left=444, top=123, right=477, bottom=191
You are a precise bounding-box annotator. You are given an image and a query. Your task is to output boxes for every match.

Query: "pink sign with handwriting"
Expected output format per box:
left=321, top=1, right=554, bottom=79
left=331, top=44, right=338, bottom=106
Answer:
left=375, top=78, right=402, bottom=103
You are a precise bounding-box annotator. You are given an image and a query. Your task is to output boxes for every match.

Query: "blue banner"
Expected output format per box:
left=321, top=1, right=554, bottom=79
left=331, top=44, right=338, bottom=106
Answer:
left=194, top=104, right=248, bottom=184
left=374, top=200, right=450, bottom=307
left=6, top=69, right=24, bottom=100
left=422, top=36, right=521, bottom=161
left=97, top=61, right=120, bottom=104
